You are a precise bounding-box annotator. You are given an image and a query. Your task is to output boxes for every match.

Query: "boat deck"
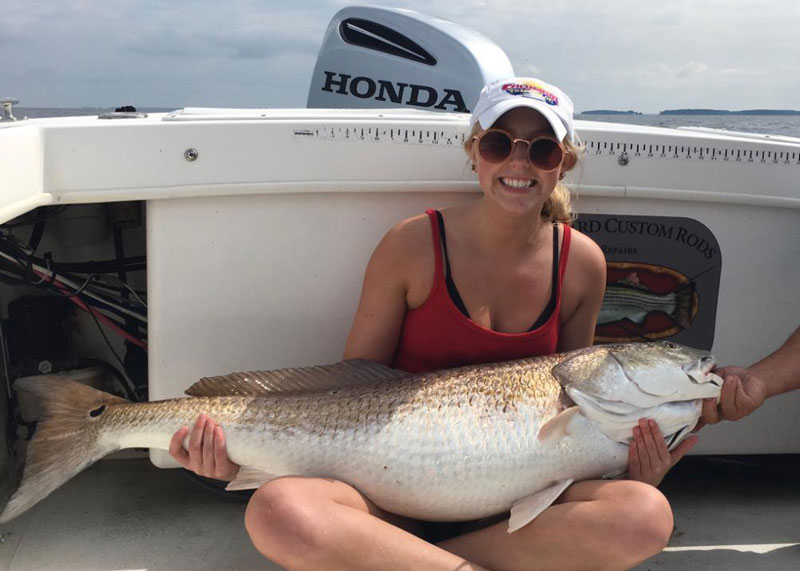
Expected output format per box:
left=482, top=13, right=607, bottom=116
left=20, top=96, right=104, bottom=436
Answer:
left=0, top=455, right=797, bottom=570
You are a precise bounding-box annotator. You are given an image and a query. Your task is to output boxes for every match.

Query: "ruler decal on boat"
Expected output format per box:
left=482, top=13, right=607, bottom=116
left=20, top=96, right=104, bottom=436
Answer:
left=292, top=126, right=800, bottom=167
left=584, top=139, right=800, bottom=165
left=293, top=125, right=467, bottom=147
left=292, top=127, right=800, bottom=165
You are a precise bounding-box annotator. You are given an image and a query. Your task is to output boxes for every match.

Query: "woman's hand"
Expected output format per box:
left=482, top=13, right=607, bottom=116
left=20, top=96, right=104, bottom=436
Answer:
left=169, top=413, right=240, bottom=481
left=627, top=418, right=698, bottom=487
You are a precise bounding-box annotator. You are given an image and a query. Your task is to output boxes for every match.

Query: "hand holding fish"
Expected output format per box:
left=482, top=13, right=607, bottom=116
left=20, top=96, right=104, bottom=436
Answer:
left=169, top=413, right=240, bottom=481
left=700, top=326, right=800, bottom=427
left=700, top=367, right=768, bottom=424
left=627, top=418, right=698, bottom=486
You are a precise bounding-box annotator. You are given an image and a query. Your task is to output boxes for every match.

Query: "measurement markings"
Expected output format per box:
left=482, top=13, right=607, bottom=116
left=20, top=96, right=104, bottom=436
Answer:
left=294, top=124, right=466, bottom=147
left=585, top=138, right=800, bottom=166
left=293, top=128, right=799, bottom=165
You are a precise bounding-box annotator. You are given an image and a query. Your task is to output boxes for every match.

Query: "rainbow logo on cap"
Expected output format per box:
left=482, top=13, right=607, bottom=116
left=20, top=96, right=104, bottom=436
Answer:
left=502, top=81, right=559, bottom=106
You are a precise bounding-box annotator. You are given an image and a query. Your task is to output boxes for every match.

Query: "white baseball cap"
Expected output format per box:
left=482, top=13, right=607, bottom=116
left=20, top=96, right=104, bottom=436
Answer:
left=470, top=77, right=575, bottom=143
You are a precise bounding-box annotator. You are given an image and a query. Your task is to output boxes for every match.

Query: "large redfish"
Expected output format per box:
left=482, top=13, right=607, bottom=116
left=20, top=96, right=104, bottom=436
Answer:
left=0, top=342, right=721, bottom=531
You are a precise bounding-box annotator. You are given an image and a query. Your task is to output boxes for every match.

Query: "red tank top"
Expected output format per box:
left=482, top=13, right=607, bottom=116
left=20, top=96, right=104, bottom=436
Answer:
left=392, top=210, right=571, bottom=373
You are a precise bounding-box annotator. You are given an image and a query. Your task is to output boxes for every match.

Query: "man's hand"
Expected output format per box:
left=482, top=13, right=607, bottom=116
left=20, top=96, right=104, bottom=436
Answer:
left=700, top=366, right=769, bottom=425
left=169, top=413, right=240, bottom=481
left=628, top=418, right=698, bottom=487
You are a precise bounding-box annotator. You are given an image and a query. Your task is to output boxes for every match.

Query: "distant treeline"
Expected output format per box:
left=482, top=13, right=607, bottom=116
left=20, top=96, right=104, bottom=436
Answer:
left=580, top=110, right=642, bottom=115
left=579, top=108, right=800, bottom=116
left=660, top=109, right=800, bottom=116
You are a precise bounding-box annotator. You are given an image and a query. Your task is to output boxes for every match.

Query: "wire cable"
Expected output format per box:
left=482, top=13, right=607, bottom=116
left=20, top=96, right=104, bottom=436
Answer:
left=0, top=249, right=147, bottom=324
left=63, top=274, right=100, bottom=298
left=52, top=279, right=148, bottom=351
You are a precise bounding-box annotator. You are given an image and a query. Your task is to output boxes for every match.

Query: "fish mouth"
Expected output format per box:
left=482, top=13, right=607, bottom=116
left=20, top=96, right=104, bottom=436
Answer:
left=684, top=354, right=722, bottom=386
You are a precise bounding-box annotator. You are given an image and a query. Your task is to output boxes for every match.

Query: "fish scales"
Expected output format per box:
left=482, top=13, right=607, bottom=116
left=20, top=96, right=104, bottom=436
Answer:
left=0, top=343, right=722, bottom=528
left=99, top=360, right=602, bottom=520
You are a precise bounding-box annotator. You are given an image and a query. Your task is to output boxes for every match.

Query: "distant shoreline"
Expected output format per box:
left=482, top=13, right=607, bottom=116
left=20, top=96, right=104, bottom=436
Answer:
left=660, top=109, right=800, bottom=116
left=580, top=110, right=642, bottom=115
left=580, top=109, right=800, bottom=116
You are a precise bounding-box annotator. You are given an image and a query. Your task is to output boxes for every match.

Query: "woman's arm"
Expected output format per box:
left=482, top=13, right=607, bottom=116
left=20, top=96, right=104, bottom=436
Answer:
left=343, top=217, right=429, bottom=365
left=169, top=218, right=427, bottom=475
left=557, top=229, right=607, bottom=352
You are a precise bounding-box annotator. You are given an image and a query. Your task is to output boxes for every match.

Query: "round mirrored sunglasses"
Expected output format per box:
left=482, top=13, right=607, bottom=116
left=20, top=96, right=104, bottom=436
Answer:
left=473, top=129, right=564, bottom=171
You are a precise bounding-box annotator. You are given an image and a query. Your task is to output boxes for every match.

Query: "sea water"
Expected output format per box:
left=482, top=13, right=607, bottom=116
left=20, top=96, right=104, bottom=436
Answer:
left=576, top=113, right=800, bottom=139
left=14, top=108, right=800, bottom=140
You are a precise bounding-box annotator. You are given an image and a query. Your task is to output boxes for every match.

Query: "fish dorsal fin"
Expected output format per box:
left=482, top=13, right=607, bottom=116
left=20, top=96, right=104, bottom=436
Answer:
left=185, top=359, right=410, bottom=397
left=619, top=272, right=645, bottom=288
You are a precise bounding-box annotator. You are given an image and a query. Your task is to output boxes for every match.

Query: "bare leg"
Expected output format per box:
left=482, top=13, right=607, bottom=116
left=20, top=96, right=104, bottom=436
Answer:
left=438, top=479, right=673, bottom=571
left=244, top=476, right=489, bottom=571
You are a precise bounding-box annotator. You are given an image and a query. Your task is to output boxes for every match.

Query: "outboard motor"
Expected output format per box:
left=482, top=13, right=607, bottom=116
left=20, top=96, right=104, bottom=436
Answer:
left=307, top=6, right=514, bottom=113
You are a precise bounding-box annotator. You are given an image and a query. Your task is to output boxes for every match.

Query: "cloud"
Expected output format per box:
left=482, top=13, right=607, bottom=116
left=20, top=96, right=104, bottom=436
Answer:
left=125, top=30, right=317, bottom=61
left=676, top=61, right=708, bottom=79
left=6, top=0, right=800, bottom=109
left=516, top=64, right=544, bottom=78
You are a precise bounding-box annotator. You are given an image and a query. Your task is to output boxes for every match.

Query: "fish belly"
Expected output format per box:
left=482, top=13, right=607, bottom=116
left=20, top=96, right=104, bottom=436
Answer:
left=220, top=405, right=626, bottom=521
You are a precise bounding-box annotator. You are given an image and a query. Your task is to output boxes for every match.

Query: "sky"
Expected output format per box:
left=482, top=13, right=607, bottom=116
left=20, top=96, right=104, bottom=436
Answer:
left=5, top=0, right=800, bottom=113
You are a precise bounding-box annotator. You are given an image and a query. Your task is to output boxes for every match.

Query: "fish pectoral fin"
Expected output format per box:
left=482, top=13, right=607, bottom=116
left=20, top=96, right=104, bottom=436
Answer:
left=537, top=406, right=582, bottom=447
left=602, top=467, right=627, bottom=479
left=225, top=467, right=280, bottom=491
left=507, top=479, right=574, bottom=534
left=186, top=359, right=411, bottom=396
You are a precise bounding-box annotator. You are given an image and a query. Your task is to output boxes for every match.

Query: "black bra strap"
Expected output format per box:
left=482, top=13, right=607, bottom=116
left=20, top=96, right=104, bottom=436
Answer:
left=435, top=210, right=559, bottom=330
left=528, top=224, right=559, bottom=331
left=435, top=210, right=471, bottom=317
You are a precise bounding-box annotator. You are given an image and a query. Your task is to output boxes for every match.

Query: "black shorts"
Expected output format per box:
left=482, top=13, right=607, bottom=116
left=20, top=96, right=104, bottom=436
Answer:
left=417, top=513, right=507, bottom=543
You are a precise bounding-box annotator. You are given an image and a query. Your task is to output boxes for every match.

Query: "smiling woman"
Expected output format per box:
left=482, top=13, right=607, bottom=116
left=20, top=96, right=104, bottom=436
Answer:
left=189, top=75, right=685, bottom=571
left=463, top=81, right=582, bottom=230
left=343, top=77, right=606, bottom=372
left=3, top=2, right=800, bottom=569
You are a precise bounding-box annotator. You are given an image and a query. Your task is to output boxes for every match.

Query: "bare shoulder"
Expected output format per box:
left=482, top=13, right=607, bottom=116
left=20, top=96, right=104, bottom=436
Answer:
left=370, top=213, right=433, bottom=275
left=565, top=226, right=606, bottom=285
left=558, top=226, right=607, bottom=351
left=343, top=212, right=435, bottom=363
left=380, top=213, right=432, bottom=254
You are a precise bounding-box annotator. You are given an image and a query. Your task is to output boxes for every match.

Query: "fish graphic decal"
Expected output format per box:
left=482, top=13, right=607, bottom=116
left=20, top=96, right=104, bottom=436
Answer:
left=596, top=262, right=699, bottom=342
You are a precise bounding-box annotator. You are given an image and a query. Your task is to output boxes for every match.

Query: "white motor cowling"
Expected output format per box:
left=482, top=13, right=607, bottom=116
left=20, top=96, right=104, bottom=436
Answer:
left=307, top=6, right=514, bottom=113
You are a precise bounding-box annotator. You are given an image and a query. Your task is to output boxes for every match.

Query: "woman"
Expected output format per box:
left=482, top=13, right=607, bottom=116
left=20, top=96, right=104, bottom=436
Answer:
left=171, top=77, right=687, bottom=570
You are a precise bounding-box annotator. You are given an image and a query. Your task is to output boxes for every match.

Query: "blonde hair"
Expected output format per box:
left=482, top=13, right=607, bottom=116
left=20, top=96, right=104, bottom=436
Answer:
left=464, top=123, right=584, bottom=225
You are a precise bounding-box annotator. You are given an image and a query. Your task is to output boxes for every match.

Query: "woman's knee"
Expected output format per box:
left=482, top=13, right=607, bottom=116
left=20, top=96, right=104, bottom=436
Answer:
left=244, top=477, right=328, bottom=561
left=612, top=481, right=673, bottom=556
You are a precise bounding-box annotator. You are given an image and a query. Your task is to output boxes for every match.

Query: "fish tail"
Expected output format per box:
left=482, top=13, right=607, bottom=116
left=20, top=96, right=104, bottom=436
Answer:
left=0, top=377, right=128, bottom=523
left=672, top=282, right=696, bottom=328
